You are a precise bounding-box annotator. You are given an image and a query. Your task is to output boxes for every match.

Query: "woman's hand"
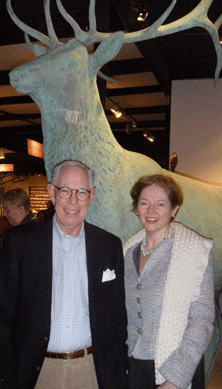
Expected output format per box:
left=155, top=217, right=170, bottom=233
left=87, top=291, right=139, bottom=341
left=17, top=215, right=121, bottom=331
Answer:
left=158, top=382, right=177, bottom=389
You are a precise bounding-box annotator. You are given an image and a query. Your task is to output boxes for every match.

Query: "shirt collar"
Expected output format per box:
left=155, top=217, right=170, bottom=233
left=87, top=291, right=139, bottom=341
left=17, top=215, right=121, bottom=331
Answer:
left=53, top=214, right=85, bottom=247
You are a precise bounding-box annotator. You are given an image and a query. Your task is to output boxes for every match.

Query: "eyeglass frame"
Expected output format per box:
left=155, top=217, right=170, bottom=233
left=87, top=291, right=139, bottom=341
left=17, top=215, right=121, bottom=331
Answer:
left=53, top=185, right=95, bottom=201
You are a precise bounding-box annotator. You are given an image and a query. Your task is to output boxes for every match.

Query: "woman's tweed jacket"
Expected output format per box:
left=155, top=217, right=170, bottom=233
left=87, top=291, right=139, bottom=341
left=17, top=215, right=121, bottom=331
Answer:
left=124, top=222, right=215, bottom=389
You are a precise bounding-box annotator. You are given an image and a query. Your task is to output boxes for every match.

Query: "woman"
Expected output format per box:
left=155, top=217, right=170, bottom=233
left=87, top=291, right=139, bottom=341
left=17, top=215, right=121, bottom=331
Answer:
left=124, top=174, right=214, bottom=389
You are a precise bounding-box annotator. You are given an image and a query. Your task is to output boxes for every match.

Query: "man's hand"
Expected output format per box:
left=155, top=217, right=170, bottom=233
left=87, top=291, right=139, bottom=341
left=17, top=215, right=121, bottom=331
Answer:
left=158, top=381, right=177, bottom=389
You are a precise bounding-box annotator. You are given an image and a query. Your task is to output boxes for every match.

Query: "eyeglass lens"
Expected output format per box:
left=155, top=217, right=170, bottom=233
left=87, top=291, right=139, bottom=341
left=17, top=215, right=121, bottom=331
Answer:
left=58, top=187, right=90, bottom=201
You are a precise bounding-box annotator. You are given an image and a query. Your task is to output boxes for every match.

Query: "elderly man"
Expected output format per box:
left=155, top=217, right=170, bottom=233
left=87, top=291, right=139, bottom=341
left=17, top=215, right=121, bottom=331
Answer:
left=0, top=160, right=128, bottom=389
left=2, top=188, right=36, bottom=227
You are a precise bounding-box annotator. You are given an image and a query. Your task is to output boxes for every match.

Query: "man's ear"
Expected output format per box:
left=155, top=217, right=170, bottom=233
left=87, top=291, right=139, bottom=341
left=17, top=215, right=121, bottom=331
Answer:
left=18, top=205, right=26, bottom=214
left=47, top=183, right=55, bottom=204
left=89, top=187, right=96, bottom=205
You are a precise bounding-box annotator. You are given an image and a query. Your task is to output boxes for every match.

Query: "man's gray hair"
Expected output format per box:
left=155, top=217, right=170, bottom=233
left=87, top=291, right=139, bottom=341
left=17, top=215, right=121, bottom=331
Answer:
left=2, top=188, right=30, bottom=212
left=51, top=160, right=95, bottom=188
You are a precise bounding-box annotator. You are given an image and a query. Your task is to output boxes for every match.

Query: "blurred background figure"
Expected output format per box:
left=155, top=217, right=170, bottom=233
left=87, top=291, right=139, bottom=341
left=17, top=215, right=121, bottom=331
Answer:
left=2, top=188, right=36, bottom=227
left=0, top=216, right=10, bottom=250
left=1, top=188, right=37, bottom=250
left=169, top=152, right=178, bottom=172
left=44, top=200, right=55, bottom=220
left=37, top=210, right=47, bottom=223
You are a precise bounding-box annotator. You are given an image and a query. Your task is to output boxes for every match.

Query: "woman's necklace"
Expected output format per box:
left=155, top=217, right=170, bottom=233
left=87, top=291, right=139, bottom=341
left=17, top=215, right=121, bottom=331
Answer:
left=140, top=225, right=174, bottom=257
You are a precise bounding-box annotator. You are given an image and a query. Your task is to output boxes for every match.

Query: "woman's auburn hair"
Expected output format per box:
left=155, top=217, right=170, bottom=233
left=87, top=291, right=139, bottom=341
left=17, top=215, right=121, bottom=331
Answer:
left=130, top=174, right=184, bottom=212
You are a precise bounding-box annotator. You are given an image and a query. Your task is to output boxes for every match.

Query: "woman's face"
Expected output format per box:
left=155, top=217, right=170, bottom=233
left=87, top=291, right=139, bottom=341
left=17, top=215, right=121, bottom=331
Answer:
left=137, top=184, right=179, bottom=237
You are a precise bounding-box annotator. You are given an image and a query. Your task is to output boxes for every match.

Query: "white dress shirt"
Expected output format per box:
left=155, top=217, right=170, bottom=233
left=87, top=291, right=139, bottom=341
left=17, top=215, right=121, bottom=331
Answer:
left=47, top=216, right=91, bottom=352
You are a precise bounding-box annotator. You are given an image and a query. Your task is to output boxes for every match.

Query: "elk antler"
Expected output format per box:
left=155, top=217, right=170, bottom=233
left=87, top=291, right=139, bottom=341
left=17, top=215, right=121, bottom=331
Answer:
left=6, top=0, right=222, bottom=79
left=55, top=0, right=110, bottom=45
left=6, top=0, right=51, bottom=48
left=121, top=0, right=222, bottom=80
left=44, top=0, right=61, bottom=49
left=56, top=0, right=222, bottom=79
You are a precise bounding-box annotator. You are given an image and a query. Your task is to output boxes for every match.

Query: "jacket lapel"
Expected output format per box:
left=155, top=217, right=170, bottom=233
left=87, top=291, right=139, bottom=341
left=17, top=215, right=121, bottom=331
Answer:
left=84, top=222, right=105, bottom=327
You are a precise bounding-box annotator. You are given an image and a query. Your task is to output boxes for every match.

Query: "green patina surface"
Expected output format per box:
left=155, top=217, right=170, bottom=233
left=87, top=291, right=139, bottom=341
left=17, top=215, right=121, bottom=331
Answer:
left=7, top=4, right=222, bottom=381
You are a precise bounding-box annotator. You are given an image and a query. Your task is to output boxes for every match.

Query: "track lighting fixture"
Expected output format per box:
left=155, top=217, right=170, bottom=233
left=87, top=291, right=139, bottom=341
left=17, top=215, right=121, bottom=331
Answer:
left=0, top=148, right=5, bottom=159
left=110, top=105, right=123, bottom=119
left=143, top=130, right=155, bottom=143
left=132, top=120, right=137, bottom=128
left=137, top=3, right=148, bottom=22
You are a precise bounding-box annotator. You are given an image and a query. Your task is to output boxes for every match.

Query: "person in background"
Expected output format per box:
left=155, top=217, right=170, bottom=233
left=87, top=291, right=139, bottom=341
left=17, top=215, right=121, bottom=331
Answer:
left=1, top=188, right=37, bottom=250
left=44, top=200, right=55, bottom=220
left=0, top=160, right=128, bottom=389
left=2, top=188, right=36, bottom=227
left=0, top=217, right=10, bottom=251
left=37, top=210, right=47, bottom=223
left=123, top=174, right=214, bottom=389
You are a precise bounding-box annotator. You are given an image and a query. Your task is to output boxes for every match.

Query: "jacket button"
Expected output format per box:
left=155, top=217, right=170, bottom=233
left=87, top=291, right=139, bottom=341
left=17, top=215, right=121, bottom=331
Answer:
left=44, top=337, right=48, bottom=342
left=36, top=366, right=41, bottom=371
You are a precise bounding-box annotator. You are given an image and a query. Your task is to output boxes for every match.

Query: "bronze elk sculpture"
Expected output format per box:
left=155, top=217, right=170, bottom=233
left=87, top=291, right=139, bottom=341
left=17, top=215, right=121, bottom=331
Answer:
left=7, top=0, right=222, bottom=279
left=6, top=0, right=222, bottom=377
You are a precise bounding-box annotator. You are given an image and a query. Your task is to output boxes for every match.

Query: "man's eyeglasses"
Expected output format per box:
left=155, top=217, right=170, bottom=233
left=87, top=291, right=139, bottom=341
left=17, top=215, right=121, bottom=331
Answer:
left=53, top=185, right=94, bottom=201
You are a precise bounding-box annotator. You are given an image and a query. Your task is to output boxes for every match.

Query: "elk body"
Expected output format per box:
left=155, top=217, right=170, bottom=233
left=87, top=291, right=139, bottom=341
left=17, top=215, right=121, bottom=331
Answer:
left=6, top=0, right=222, bottom=378
left=7, top=0, right=222, bottom=288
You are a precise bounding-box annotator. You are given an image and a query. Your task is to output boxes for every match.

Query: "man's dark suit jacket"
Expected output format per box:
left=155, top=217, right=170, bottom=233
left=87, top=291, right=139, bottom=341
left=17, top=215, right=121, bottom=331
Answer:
left=0, top=219, right=128, bottom=389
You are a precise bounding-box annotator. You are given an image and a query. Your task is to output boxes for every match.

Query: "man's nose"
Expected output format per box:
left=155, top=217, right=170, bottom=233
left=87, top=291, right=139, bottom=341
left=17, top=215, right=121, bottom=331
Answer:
left=69, top=191, right=78, bottom=203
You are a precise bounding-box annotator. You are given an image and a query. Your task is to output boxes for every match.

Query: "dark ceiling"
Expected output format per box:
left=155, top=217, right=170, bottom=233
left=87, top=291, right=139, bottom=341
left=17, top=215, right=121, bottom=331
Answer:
left=0, top=0, right=222, bottom=174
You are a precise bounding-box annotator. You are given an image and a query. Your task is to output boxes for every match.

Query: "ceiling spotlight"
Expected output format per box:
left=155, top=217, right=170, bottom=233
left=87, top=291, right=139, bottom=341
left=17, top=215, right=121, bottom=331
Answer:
left=143, top=130, right=155, bottom=142
left=0, top=148, right=5, bottom=159
left=132, top=120, right=137, bottom=128
left=115, top=111, right=122, bottom=118
left=110, top=105, right=122, bottom=118
left=137, top=3, right=148, bottom=22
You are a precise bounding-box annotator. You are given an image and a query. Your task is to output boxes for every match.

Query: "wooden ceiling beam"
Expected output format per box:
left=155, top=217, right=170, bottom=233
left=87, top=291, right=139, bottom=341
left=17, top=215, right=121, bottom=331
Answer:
left=0, top=124, right=42, bottom=134
left=107, top=85, right=163, bottom=97
left=0, top=112, right=41, bottom=122
left=0, top=95, right=34, bottom=105
left=106, top=105, right=169, bottom=116
left=106, top=58, right=152, bottom=75
left=110, top=119, right=166, bottom=130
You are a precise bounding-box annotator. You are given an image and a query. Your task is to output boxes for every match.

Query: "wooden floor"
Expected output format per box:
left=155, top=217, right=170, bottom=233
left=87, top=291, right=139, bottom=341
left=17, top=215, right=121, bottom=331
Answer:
left=206, top=346, right=222, bottom=389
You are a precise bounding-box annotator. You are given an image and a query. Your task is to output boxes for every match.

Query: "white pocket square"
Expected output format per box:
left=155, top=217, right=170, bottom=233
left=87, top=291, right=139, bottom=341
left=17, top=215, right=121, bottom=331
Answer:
left=102, top=269, right=116, bottom=282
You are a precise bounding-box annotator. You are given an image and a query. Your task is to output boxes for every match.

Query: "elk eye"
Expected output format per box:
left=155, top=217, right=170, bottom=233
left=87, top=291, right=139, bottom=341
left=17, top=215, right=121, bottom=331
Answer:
left=20, top=69, right=29, bottom=78
left=70, top=60, right=79, bottom=69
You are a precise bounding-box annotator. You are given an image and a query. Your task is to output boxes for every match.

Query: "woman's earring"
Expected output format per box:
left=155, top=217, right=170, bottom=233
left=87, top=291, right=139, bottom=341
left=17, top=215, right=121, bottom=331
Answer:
left=136, top=212, right=138, bottom=216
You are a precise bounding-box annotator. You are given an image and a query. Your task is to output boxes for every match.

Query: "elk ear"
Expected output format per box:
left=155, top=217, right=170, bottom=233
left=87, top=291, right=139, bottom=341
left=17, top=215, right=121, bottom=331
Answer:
left=89, top=31, right=124, bottom=74
left=33, top=44, right=48, bottom=58
left=25, top=33, right=48, bottom=58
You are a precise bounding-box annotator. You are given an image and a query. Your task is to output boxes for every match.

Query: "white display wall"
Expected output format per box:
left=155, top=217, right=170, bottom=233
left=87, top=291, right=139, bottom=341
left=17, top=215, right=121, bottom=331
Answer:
left=170, top=79, right=222, bottom=184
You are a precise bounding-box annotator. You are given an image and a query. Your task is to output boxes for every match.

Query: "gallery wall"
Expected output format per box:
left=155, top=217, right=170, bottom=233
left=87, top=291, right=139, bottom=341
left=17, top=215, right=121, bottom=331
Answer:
left=170, top=79, right=222, bottom=184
